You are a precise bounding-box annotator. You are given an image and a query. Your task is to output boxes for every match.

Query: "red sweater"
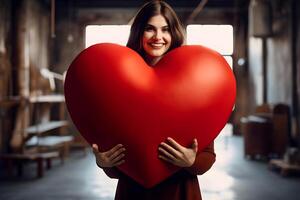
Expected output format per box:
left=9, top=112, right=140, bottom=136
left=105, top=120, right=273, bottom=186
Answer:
left=102, top=141, right=215, bottom=200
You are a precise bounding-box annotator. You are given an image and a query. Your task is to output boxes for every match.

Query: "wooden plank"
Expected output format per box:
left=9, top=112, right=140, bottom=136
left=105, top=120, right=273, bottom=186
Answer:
left=26, top=135, right=73, bottom=147
left=11, top=102, right=30, bottom=152
left=270, top=159, right=300, bottom=170
left=29, top=94, right=65, bottom=103
left=25, top=120, right=68, bottom=135
left=0, top=95, right=65, bottom=105
left=269, top=159, right=300, bottom=176
left=0, top=151, right=60, bottom=160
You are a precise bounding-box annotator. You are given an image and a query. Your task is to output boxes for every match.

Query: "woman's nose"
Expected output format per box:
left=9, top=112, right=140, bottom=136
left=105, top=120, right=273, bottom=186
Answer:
left=153, top=30, right=163, bottom=40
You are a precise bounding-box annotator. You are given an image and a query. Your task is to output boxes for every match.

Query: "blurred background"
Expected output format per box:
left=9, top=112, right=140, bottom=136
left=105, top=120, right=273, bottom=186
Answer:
left=0, top=0, right=299, bottom=199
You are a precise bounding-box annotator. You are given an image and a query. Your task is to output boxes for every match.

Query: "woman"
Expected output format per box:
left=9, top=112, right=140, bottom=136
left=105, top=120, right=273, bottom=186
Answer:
left=92, top=1, right=215, bottom=199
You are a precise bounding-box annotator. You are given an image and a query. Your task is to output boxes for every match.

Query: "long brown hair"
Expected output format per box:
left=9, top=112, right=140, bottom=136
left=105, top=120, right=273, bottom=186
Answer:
left=126, top=0, right=185, bottom=59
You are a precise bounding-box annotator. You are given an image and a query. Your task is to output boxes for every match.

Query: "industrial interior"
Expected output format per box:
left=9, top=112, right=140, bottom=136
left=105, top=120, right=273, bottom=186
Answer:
left=0, top=0, right=300, bottom=199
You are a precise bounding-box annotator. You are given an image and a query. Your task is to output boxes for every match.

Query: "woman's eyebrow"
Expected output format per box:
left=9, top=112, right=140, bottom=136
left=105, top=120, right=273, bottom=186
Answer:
left=145, top=24, right=155, bottom=28
left=145, top=24, right=169, bottom=28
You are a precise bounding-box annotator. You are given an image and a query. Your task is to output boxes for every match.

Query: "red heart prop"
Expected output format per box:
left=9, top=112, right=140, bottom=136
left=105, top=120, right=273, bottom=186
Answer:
left=64, top=43, right=236, bottom=188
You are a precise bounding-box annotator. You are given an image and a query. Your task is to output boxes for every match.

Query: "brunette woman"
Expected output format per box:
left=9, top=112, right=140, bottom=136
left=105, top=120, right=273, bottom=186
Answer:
left=93, top=1, right=215, bottom=199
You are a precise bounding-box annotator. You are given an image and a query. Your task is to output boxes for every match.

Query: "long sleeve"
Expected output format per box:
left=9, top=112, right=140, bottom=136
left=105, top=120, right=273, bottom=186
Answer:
left=96, top=163, right=121, bottom=179
left=184, top=141, right=216, bottom=175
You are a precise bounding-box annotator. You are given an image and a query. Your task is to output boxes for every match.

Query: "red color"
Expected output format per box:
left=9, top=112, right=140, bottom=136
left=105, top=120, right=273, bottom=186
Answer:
left=64, top=43, right=236, bottom=188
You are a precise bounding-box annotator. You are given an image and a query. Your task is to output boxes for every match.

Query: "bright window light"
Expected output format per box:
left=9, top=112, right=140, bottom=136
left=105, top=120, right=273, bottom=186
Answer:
left=186, top=25, right=233, bottom=55
left=85, top=25, right=131, bottom=48
left=85, top=25, right=234, bottom=67
left=187, top=25, right=233, bottom=68
left=224, top=56, right=233, bottom=68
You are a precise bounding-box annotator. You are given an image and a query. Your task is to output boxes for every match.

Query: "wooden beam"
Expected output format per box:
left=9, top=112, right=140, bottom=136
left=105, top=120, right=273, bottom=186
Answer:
left=51, top=0, right=56, bottom=38
left=29, top=94, right=65, bottom=103
left=10, top=0, right=30, bottom=152
left=186, top=0, right=208, bottom=24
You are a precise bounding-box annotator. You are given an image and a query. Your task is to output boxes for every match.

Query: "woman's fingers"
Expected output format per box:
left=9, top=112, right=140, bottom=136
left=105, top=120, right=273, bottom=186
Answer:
left=166, top=137, right=184, bottom=152
left=109, top=147, right=126, bottom=160
left=158, top=146, right=177, bottom=161
left=160, top=142, right=181, bottom=158
left=106, top=144, right=123, bottom=157
left=113, top=159, right=125, bottom=166
left=92, top=144, right=99, bottom=154
left=111, top=152, right=125, bottom=164
left=93, top=143, right=126, bottom=167
left=158, top=155, right=175, bottom=165
left=158, top=138, right=198, bottom=167
left=192, top=138, right=198, bottom=152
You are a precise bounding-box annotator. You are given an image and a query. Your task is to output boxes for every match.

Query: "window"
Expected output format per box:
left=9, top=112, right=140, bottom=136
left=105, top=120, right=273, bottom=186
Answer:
left=186, top=25, right=233, bottom=68
left=85, top=25, right=130, bottom=48
left=85, top=24, right=234, bottom=68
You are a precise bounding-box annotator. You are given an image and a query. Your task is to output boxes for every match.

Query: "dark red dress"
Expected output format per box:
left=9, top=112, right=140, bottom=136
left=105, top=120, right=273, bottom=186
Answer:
left=101, top=142, right=215, bottom=200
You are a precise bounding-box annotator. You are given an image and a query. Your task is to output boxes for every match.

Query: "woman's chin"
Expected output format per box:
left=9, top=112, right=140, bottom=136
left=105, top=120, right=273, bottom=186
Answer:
left=147, top=50, right=166, bottom=58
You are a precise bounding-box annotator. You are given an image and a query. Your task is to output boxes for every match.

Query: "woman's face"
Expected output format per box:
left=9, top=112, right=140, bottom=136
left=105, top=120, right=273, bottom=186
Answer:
left=142, top=14, right=172, bottom=59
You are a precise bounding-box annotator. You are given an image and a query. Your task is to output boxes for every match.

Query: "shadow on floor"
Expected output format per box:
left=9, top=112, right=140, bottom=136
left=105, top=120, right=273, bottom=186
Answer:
left=0, top=126, right=299, bottom=200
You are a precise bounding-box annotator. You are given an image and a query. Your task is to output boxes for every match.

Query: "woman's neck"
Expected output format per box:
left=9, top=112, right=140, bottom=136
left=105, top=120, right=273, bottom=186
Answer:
left=144, top=55, right=163, bottom=66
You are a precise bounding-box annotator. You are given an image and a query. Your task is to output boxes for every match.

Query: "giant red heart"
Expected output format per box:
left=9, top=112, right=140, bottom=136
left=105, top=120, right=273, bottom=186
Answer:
left=64, top=43, right=236, bottom=188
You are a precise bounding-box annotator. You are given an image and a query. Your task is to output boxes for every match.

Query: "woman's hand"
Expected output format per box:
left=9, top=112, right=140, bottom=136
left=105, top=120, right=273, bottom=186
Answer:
left=158, top=137, right=198, bottom=167
left=92, top=144, right=126, bottom=168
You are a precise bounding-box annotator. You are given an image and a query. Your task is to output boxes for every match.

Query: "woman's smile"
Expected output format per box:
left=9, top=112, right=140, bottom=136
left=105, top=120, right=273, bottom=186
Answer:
left=148, top=42, right=166, bottom=48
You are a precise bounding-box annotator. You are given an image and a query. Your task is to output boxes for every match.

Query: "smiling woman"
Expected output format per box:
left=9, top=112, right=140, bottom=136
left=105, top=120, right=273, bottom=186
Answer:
left=126, top=0, right=185, bottom=65
left=91, top=1, right=216, bottom=200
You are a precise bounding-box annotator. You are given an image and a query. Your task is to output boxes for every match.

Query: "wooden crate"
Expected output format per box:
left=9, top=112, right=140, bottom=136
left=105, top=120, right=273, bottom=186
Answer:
left=269, top=159, right=300, bottom=176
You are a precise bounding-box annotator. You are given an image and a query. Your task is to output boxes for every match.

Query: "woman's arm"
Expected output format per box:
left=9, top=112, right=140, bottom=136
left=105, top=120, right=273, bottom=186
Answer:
left=184, top=141, right=216, bottom=175
left=101, top=166, right=122, bottom=179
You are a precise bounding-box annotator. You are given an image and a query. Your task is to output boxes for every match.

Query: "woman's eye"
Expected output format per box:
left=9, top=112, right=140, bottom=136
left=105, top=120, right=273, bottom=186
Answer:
left=162, top=27, right=170, bottom=32
left=145, top=26, right=154, bottom=31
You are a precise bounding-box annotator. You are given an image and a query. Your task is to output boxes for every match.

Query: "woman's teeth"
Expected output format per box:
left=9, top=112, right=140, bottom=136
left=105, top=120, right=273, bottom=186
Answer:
left=150, top=43, right=164, bottom=48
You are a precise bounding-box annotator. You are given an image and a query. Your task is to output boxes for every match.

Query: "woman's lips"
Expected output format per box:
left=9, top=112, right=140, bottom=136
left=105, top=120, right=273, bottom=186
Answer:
left=148, top=43, right=165, bottom=49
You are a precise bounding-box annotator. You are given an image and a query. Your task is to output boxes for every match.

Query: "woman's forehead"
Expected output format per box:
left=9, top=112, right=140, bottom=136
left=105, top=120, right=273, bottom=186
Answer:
left=147, top=15, right=169, bottom=27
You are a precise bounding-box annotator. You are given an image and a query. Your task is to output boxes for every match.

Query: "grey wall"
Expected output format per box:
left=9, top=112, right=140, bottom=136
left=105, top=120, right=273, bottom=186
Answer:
left=267, top=0, right=292, bottom=105
left=247, top=0, right=299, bottom=144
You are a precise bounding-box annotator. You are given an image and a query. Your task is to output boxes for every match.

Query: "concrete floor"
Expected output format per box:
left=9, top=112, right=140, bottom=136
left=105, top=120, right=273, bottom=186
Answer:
left=1, top=126, right=300, bottom=200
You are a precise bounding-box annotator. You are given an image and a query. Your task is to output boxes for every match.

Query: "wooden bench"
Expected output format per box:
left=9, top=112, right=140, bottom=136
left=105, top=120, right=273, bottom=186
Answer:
left=26, top=135, right=74, bottom=161
left=0, top=151, right=60, bottom=178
